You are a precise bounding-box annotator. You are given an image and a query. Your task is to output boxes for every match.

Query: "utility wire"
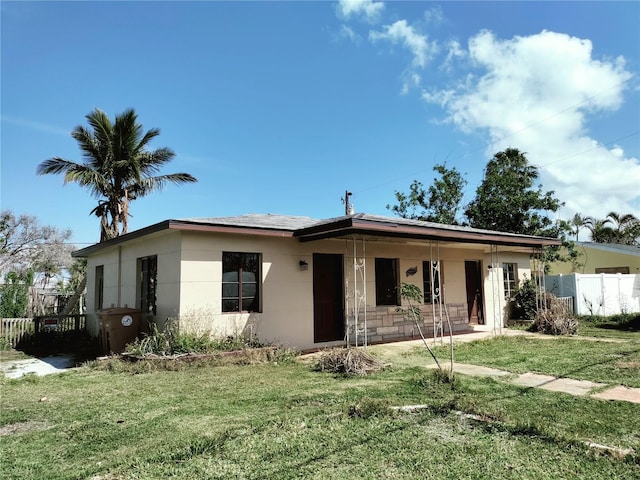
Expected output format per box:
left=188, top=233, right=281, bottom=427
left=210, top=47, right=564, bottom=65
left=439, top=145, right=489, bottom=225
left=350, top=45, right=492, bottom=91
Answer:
left=353, top=78, right=636, bottom=195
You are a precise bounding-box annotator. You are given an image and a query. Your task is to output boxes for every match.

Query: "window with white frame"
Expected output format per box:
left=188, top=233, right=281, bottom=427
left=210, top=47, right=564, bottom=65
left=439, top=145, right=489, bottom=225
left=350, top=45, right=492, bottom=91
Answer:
left=502, top=262, right=518, bottom=300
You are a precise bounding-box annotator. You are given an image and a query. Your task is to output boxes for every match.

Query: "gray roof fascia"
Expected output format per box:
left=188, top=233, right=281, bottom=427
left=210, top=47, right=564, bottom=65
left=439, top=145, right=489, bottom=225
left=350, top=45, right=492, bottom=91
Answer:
left=294, top=213, right=561, bottom=248
left=72, top=214, right=317, bottom=257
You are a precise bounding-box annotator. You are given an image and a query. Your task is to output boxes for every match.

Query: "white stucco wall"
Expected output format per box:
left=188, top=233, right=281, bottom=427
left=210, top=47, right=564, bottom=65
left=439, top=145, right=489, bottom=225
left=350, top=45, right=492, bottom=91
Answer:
left=481, top=251, right=533, bottom=331
left=85, top=228, right=535, bottom=350
left=84, top=231, right=182, bottom=336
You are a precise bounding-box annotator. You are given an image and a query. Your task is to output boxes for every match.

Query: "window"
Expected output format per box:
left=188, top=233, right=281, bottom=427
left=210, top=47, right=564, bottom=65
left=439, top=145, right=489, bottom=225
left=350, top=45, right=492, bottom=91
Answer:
left=595, top=267, right=630, bottom=274
left=502, top=263, right=517, bottom=300
left=222, top=252, right=261, bottom=313
left=422, top=261, right=442, bottom=304
left=375, top=258, right=399, bottom=306
left=139, top=255, right=157, bottom=315
left=95, top=265, right=104, bottom=311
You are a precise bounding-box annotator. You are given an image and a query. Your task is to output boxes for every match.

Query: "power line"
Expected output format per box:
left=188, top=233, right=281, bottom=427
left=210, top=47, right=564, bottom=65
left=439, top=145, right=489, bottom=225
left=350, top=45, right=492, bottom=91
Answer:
left=539, top=130, right=640, bottom=167
left=354, top=78, right=636, bottom=195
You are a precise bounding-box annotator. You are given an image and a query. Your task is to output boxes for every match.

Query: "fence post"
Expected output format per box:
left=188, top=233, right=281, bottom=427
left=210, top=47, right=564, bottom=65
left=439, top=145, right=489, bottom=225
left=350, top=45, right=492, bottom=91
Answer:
left=600, top=274, right=606, bottom=316
left=75, top=314, right=81, bottom=331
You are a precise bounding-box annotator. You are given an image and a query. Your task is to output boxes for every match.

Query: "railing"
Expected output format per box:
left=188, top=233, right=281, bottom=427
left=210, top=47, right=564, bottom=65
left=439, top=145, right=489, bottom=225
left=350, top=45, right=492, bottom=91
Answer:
left=557, top=296, right=574, bottom=315
left=1, top=315, right=87, bottom=348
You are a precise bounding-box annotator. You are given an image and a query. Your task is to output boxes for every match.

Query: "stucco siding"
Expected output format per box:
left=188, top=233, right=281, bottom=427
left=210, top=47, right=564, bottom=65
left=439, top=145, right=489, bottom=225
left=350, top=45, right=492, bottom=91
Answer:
left=83, top=226, right=536, bottom=350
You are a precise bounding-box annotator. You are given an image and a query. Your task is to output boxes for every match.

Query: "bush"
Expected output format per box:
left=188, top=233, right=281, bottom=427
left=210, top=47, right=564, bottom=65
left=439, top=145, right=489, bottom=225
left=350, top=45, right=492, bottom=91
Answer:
left=125, top=319, right=262, bottom=357
left=511, top=276, right=538, bottom=320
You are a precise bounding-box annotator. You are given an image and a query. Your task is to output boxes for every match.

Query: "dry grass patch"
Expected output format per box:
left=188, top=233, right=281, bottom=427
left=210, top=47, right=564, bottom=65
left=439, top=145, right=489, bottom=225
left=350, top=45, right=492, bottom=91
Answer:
left=314, top=347, right=388, bottom=375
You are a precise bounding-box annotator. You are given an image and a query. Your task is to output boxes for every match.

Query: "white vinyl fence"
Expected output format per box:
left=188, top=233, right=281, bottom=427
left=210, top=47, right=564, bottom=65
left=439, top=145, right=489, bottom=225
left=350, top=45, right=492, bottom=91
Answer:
left=544, top=273, right=640, bottom=316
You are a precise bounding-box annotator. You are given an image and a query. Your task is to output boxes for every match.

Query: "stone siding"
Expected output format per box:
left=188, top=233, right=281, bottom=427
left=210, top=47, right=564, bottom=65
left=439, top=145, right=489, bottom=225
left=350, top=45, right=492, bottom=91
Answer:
left=351, top=303, right=471, bottom=344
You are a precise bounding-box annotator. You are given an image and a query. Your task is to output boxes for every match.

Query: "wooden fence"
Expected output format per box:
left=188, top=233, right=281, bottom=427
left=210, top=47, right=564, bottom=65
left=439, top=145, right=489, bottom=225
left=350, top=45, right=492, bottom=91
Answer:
left=0, top=315, right=87, bottom=348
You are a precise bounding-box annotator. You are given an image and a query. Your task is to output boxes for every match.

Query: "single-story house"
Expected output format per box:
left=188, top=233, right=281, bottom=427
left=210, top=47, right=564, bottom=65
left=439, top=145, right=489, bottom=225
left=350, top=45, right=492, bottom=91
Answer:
left=548, top=241, right=640, bottom=275
left=73, top=213, right=561, bottom=351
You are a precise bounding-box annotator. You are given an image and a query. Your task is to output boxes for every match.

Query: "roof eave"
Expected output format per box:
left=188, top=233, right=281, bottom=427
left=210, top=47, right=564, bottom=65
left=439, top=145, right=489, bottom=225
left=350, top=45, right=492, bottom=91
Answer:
left=294, top=218, right=561, bottom=248
left=72, top=219, right=297, bottom=257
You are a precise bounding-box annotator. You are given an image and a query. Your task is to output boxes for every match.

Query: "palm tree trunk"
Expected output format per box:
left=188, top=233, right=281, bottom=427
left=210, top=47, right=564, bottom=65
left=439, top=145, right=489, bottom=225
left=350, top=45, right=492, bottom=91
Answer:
left=60, top=274, right=86, bottom=316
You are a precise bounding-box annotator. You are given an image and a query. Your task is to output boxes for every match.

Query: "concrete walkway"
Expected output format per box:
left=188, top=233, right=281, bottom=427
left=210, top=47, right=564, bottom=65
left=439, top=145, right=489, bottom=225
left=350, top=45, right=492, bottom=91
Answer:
left=424, top=361, right=640, bottom=404
left=377, top=328, right=640, bottom=404
left=0, top=355, right=76, bottom=379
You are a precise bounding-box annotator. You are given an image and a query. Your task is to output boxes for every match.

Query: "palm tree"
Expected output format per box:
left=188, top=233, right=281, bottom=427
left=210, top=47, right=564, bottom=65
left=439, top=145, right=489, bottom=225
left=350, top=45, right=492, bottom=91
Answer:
left=605, top=211, right=640, bottom=245
left=583, top=216, right=614, bottom=243
left=569, top=212, right=586, bottom=241
left=37, top=108, right=197, bottom=242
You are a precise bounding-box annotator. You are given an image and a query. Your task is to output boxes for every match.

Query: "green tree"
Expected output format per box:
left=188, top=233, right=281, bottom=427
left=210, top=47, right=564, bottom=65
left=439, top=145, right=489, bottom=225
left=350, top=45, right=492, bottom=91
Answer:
left=584, top=216, right=615, bottom=243
left=37, top=108, right=198, bottom=242
left=465, top=148, right=562, bottom=236
left=569, top=213, right=587, bottom=242
left=0, top=270, right=34, bottom=318
left=605, top=211, right=640, bottom=245
left=388, top=164, right=467, bottom=224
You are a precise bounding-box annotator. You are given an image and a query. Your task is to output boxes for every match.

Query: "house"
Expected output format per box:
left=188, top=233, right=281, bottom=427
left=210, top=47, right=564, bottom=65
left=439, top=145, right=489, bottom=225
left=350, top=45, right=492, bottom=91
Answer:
left=548, top=242, right=640, bottom=275
left=72, top=213, right=561, bottom=351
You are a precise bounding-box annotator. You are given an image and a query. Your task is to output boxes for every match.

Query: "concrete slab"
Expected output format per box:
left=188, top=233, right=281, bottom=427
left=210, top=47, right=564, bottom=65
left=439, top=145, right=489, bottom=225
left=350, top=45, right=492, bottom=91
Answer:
left=427, top=362, right=511, bottom=378
left=592, top=386, right=640, bottom=404
left=0, top=356, right=75, bottom=379
left=512, top=372, right=557, bottom=388
left=512, top=373, right=606, bottom=396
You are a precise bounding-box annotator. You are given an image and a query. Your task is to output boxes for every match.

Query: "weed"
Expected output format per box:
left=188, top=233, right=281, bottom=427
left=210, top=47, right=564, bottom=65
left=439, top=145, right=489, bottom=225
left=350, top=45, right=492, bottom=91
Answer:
left=347, top=397, right=392, bottom=419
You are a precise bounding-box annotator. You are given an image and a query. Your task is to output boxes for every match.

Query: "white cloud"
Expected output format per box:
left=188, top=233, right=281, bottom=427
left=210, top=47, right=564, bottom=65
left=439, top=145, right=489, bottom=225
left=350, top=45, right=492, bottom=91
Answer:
left=370, top=20, right=436, bottom=68
left=369, top=19, right=438, bottom=93
left=334, top=24, right=361, bottom=44
left=423, top=30, right=639, bottom=219
left=441, top=39, right=465, bottom=72
left=337, top=0, right=384, bottom=24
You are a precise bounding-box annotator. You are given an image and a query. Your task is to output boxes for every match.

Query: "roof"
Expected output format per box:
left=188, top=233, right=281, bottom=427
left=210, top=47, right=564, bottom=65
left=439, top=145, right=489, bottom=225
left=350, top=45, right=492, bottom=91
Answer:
left=574, top=241, right=640, bottom=256
left=73, top=212, right=561, bottom=257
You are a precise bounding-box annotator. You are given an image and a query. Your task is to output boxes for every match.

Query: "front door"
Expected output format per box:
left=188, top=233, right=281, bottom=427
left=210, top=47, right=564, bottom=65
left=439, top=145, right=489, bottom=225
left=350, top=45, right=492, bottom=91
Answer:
left=465, top=260, right=484, bottom=325
left=313, top=253, right=344, bottom=343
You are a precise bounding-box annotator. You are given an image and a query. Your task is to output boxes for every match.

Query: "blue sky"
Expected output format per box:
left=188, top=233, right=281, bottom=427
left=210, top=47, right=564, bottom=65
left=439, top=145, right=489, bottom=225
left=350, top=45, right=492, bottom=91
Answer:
left=2, top=1, right=639, bottom=246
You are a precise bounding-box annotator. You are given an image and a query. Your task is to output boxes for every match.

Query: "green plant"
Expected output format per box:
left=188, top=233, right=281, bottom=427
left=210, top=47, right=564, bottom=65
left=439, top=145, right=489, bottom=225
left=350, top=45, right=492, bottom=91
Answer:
left=125, top=318, right=264, bottom=357
left=0, top=270, right=33, bottom=318
left=511, top=275, right=538, bottom=320
left=397, top=282, right=455, bottom=373
left=347, top=396, right=392, bottom=419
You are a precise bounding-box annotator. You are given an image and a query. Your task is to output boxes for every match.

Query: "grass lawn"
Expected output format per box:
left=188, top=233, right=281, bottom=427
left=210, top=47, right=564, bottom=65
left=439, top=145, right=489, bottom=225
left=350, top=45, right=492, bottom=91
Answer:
left=1, top=327, right=639, bottom=479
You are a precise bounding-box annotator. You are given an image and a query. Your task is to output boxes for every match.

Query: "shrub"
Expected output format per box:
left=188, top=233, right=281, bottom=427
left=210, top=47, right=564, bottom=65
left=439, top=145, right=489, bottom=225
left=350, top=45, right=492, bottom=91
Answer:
left=125, top=319, right=262, bottom=357
left=511, top=276, right=538, bottom=320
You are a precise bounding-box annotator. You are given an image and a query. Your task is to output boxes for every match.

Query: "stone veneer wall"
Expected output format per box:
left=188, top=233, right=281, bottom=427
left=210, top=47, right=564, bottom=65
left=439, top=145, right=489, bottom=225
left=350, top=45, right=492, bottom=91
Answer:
left=355, top=303, right=471, bottom=345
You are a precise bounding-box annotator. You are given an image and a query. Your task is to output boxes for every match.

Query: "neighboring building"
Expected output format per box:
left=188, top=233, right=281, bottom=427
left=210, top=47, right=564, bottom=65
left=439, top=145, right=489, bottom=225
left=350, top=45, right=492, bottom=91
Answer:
left=73, top=213, right=560, bottom=351
left=548, top=242, right=640, bottom=275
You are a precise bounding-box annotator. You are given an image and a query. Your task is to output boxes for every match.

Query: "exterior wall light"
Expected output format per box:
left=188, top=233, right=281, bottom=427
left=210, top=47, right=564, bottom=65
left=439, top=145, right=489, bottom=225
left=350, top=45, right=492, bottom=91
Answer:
left=299, top=260, right=309, bottom=271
